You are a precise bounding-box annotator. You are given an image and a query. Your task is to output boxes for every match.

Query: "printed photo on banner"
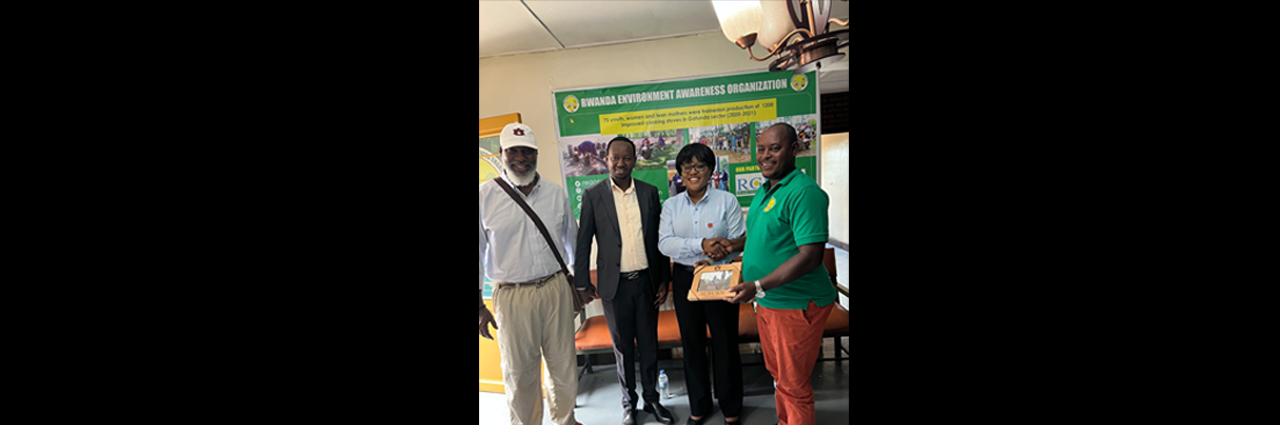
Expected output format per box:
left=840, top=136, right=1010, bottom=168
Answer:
left=666, top=158, right=683, bottom=197
left=559, top=135, right=613, bottom=177
left=616, top=129, right=686, bottom=171
left=755, top=114, right=820, bottom=158
left=689, top=123, right=752, bottom=164
left=715, top=156, right=731, bottom=192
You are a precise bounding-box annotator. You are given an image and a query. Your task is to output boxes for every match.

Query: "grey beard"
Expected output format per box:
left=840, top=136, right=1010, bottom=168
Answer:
left=506, top=168, right=537, bottom=187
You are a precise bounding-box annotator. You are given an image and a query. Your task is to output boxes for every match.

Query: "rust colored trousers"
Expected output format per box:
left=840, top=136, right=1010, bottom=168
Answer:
left=756, top=301, right=834, bottom=425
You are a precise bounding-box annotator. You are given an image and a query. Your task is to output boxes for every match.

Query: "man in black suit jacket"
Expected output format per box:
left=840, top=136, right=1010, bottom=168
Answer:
left=575, top=137, right=675, bottom=425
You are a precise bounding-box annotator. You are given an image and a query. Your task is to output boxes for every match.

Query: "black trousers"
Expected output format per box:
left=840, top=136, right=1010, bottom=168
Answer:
left=602, top=271, right=659, bottom=411
left=673, top=265, right=743, bottom=418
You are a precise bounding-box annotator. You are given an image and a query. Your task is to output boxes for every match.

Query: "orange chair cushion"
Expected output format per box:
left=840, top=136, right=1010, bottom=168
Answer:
left=656, top=310, right=682, bottom=346
left=574, top=315, right=614, bottom=351
left=573, top=310, right=686, bottom=351
left=823, top=303, right=850, bottom=335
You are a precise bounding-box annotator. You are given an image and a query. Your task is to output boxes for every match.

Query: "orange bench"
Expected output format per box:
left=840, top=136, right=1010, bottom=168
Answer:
left=571, top=268, right=695, bottom=355
left=574, top=248, right=849, bottom=378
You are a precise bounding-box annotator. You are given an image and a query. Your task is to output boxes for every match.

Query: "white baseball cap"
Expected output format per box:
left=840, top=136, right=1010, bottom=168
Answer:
left=500, top=123, right=538, bottom=151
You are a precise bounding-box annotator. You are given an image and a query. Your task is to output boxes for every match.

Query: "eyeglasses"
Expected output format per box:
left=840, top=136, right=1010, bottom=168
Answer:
left=680, top=164, right=709, bottom=174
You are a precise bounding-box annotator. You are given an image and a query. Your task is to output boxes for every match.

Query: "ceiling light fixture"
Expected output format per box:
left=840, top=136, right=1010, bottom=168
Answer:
left=712, top=0, right=850, bottom=74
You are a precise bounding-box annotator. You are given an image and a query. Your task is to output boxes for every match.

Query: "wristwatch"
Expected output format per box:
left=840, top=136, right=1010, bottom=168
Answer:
left=753, top=280, right=765, bottom=299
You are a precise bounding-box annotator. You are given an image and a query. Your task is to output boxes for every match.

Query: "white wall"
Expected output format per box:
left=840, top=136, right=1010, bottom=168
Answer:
left=480, top=32, right=761, bottom=185
left=820, top=133, right=849, bottom=246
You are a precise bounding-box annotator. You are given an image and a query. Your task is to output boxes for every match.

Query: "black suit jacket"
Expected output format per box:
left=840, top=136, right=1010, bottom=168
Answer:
left=574, top=178, right=671, bottom=301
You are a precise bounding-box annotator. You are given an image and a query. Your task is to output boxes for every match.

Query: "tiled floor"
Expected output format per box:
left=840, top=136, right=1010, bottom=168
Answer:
left=478, top=247, right=851, bottom=425
left=479, top=348, right=849, bottom=425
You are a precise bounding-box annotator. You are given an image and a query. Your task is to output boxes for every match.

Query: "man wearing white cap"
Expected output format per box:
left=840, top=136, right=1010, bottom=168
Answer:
left=479, top=123, right=593, bottom=425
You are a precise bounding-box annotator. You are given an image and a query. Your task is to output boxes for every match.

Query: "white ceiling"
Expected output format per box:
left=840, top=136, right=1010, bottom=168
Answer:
left=479, top=0, right=849, bottom=93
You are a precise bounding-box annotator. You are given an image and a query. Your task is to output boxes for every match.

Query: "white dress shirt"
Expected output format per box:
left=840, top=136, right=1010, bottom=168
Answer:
left=479, top=172, right=578, bottom=288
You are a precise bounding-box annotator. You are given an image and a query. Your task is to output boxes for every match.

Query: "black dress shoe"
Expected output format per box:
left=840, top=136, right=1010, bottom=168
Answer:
left=686, top=416, right=705, bottom=425
left=644, top=402, right=676, bottom=424
left=622, top=409, right=636, bottom=425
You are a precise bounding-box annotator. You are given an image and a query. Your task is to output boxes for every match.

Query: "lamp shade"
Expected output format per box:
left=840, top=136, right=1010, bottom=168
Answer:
left=756, top=0, right=797, bottom=49
left=712, top=0, right=763, bottom=43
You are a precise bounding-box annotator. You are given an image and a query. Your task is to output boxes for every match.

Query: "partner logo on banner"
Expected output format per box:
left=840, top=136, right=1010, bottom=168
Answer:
left=736, top=172, right=765, bottom=197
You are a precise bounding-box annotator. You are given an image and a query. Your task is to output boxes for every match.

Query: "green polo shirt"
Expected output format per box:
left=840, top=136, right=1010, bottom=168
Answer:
left=743, top=169, right=837, bottom=310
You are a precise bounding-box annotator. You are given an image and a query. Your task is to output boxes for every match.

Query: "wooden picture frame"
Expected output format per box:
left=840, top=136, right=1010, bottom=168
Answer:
left=687, top=263, right=743, bottom=302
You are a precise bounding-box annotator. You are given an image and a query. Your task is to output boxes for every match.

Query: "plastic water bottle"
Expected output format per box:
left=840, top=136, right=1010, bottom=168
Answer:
left=658, top=370, right=670, bottom=399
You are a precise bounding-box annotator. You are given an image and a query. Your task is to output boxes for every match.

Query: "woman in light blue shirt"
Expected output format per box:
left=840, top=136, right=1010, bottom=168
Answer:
left=658, top=143, right=745, bottom=425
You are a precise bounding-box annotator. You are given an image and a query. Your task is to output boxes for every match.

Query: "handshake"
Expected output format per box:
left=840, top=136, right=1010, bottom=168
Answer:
left=700, top=237, right=736, bottom=262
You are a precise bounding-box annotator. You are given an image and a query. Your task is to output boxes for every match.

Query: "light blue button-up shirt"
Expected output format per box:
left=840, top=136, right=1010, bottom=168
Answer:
left=658, top=188, right=746, bottom=267
left=479, top=172, right=578, bottom=289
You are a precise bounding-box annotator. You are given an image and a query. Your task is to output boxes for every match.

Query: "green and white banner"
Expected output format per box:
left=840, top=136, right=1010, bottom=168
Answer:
left=552, top=70, right=820, bottom=218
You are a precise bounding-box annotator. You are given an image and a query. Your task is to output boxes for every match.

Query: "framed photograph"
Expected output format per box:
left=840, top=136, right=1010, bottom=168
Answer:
left=687, top=263, right=743, bottom=302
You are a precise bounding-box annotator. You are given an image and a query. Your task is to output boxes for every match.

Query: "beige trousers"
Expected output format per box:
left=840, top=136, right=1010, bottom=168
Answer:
left=492, top=272, right=578, bottom=425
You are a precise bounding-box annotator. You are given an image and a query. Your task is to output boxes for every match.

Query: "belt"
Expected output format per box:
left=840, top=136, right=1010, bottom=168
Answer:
left=676, top=264, right=697, bottom=273
left=621, top=269, right=647, bottom=281
left=497, top=272, right=559, bottom=289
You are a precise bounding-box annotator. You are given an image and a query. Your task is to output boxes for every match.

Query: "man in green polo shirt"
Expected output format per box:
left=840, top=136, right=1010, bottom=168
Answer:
left=724, top=123, right=836, bottom=425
